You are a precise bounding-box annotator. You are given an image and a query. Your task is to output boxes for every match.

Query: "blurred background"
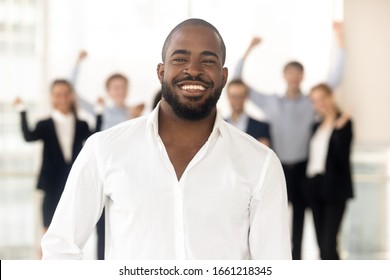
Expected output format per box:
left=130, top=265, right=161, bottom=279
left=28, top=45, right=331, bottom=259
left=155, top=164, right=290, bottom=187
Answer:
left=0, top=0, right=389, bottom=259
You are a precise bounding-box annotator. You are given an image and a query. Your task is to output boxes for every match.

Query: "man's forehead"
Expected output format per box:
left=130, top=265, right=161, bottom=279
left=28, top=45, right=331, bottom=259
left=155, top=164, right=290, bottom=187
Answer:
left=167, top=26, right=221, bottom=53
left=170, top=25, right=219, bottom=43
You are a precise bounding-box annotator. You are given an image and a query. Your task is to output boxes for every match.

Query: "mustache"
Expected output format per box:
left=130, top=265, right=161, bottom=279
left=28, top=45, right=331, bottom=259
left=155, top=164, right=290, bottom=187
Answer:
left=173, top=75, right=213, bottom=87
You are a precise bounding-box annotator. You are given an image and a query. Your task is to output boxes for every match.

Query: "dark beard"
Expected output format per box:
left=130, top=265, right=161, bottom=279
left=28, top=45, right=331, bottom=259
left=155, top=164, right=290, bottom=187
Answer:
left=161, top=80, right=223, bottom=121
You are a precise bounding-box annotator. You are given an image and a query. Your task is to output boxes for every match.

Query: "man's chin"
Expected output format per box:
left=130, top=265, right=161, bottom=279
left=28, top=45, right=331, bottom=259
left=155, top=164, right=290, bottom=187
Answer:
left=171, top=103, right=213, bottom=121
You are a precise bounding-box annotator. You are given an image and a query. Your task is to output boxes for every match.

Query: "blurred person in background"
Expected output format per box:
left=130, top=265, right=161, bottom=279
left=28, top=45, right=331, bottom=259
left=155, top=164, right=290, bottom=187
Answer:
left=234, top=22, right=345, bottom=259
left=225, top=79, right=271, bottom=147
left=72, top=51, right=145, bottom=259
left=306, top=83, right=353, bottom=260
left=72, top=50, right=145, bottom=130
left=14, top=79, right=102, bottom=258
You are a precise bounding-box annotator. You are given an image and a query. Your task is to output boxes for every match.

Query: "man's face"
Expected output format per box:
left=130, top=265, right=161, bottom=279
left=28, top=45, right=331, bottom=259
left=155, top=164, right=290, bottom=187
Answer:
left=283, top=66, right=304, bottom=91
left=227, top=84, right=247, bottom=114
left=157, top=25, right=228, bottom=120
left=107, top=78, right=128, bottom=106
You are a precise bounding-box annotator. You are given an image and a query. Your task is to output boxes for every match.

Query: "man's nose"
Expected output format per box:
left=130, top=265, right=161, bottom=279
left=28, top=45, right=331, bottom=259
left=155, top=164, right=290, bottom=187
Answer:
left=184, top=61, right=204, bottom=77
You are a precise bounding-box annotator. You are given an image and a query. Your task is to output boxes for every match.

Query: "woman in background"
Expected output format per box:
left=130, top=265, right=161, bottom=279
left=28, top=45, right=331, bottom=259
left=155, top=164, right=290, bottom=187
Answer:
left=15, top=79, right=102, bottom=256
left=306, top=83, right=354, bottom=260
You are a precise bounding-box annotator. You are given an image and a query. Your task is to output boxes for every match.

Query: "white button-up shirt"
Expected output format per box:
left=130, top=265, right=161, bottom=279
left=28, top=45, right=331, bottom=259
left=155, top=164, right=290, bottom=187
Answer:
left=42, top=106, right=291, bottom=260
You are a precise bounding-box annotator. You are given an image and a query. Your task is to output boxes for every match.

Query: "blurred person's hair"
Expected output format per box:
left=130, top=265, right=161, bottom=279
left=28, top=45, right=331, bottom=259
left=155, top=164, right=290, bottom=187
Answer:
left=105, top=73, right=129, bottom=90
left=310, top=82, right=341, bottom=113
left=227, top=79, right=249, bottom=95
left=283, top=61, right=304, bottom=73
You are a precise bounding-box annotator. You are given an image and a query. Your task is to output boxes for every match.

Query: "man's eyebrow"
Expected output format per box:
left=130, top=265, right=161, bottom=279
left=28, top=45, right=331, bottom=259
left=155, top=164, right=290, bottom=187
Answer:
left=201, top=51, right=219, bottom=59
left=170, top=49, right=190, bottom=57
left=170, top=49, right=220, bottom=60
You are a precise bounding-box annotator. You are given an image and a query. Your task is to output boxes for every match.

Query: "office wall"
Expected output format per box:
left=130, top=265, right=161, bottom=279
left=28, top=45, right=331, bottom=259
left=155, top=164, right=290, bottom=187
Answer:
left=44, top=0, right=335, bottom=117
left=343, top=0, right=390, bottom=145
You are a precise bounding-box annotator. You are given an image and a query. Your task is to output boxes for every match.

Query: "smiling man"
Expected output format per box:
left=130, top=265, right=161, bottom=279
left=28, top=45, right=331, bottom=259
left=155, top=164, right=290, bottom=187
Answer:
left=41, top=18, right=291, bottom=260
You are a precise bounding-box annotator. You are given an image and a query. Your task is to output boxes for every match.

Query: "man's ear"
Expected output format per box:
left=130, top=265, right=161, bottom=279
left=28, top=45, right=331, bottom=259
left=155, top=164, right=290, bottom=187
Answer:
left=222, top=67, right=228, bottom=88
left=157, top=63, right=164, bottom=84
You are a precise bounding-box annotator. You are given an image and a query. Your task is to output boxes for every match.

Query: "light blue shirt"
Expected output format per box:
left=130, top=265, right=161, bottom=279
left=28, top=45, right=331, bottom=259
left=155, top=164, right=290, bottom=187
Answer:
left=233, top=49, right=345, bottom=164
left=226, top=113, right=250, bottom=132
left=71, top=63, right=130, bottom=130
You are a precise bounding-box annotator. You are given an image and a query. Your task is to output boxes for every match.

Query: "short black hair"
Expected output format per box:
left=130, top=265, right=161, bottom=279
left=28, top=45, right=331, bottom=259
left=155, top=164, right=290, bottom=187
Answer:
left=283, top=61, right=304, bottom=73
left=161, top=18, right=226, bottom=65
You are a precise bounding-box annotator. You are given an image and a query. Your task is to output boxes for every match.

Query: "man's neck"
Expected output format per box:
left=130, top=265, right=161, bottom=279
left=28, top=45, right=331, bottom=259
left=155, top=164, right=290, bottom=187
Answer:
left=158, top=101, right=216, bottom=146
left=286, top=88, right=301, bottom=99
left=231, top=111, right=244, bottom=122
left=157, top=101, right=217, bottom=180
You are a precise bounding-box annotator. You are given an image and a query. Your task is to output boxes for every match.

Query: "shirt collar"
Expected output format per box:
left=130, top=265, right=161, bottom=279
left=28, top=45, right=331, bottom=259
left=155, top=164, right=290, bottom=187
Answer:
left=282, top=93, right=304, bottom=102
left=147, top=102, right=225, bottom=140
left=51, top=109, right=75, bottom=123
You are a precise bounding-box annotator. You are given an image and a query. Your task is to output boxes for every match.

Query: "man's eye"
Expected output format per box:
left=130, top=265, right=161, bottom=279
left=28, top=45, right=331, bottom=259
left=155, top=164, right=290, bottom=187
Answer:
left=173, top=58, right=187, bottom=63
left=203, top=59, right=216, bottom=64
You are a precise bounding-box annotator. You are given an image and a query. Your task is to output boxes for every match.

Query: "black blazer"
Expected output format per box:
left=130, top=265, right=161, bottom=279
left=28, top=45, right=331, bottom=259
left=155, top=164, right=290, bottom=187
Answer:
left=246, top=117, right=271, bottom=143
left=20, top=111, right=102, bottom=195
left=311, top=116, right=354, bottom=201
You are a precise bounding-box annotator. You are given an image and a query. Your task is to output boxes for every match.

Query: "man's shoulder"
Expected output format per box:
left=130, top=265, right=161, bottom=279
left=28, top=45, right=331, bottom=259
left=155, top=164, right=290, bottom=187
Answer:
left=222, top=120, right=279, bottom=171
left=223, top=120, right=269, bottom=153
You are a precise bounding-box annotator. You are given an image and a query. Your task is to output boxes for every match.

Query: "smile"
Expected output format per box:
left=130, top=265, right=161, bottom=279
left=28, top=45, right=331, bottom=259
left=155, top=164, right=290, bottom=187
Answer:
left=180, top=84, right=206, bottom=91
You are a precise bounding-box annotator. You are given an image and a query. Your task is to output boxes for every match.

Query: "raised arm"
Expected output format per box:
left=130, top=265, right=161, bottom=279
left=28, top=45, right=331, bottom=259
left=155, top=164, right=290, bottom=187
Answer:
left=71, top=50, right=87, bottom=85
left=71, top=50, right=95, bottom=114
left=233, top=37, right=273, bottom=111
left=14, top=97, right=44, bottom=142
left=326, top=22, right=346, bottom=89
left=232, top=37, right=262, bottom=80
left=41, top=135, right=105, bottom=259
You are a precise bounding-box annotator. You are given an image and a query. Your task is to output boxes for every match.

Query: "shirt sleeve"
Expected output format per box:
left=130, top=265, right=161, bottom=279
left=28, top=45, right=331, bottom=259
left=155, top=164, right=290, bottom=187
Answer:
left=233, top=58, right=274, bottom=112
left=41, top=134, right=105, bottom=259
left=71, top=61, right=95, bottom=114
left=326, top=48, right=345, bottom=89
left=19, top=111, right=44, bottom=142
left=249, top=150, right=292, bottom=259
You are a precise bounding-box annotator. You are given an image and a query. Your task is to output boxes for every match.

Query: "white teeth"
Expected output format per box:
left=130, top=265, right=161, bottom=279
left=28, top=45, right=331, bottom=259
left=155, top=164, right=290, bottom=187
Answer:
left=181, top=85, right=206, bottom=91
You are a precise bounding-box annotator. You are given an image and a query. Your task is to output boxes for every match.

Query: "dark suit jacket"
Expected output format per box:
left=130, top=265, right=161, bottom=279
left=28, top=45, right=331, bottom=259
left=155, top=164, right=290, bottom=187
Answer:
left=20, top=111, right=102, bottom=195
left=246, top=117, right=271, bottom=143
left=311, top=116, right=354, bottom=201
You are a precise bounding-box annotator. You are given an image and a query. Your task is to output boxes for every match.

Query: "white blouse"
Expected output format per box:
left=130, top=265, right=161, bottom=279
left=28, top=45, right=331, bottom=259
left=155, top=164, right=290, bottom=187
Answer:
left=51, top=110, right=75, bottom=163
left=306, top=124, right=333, bottom=178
